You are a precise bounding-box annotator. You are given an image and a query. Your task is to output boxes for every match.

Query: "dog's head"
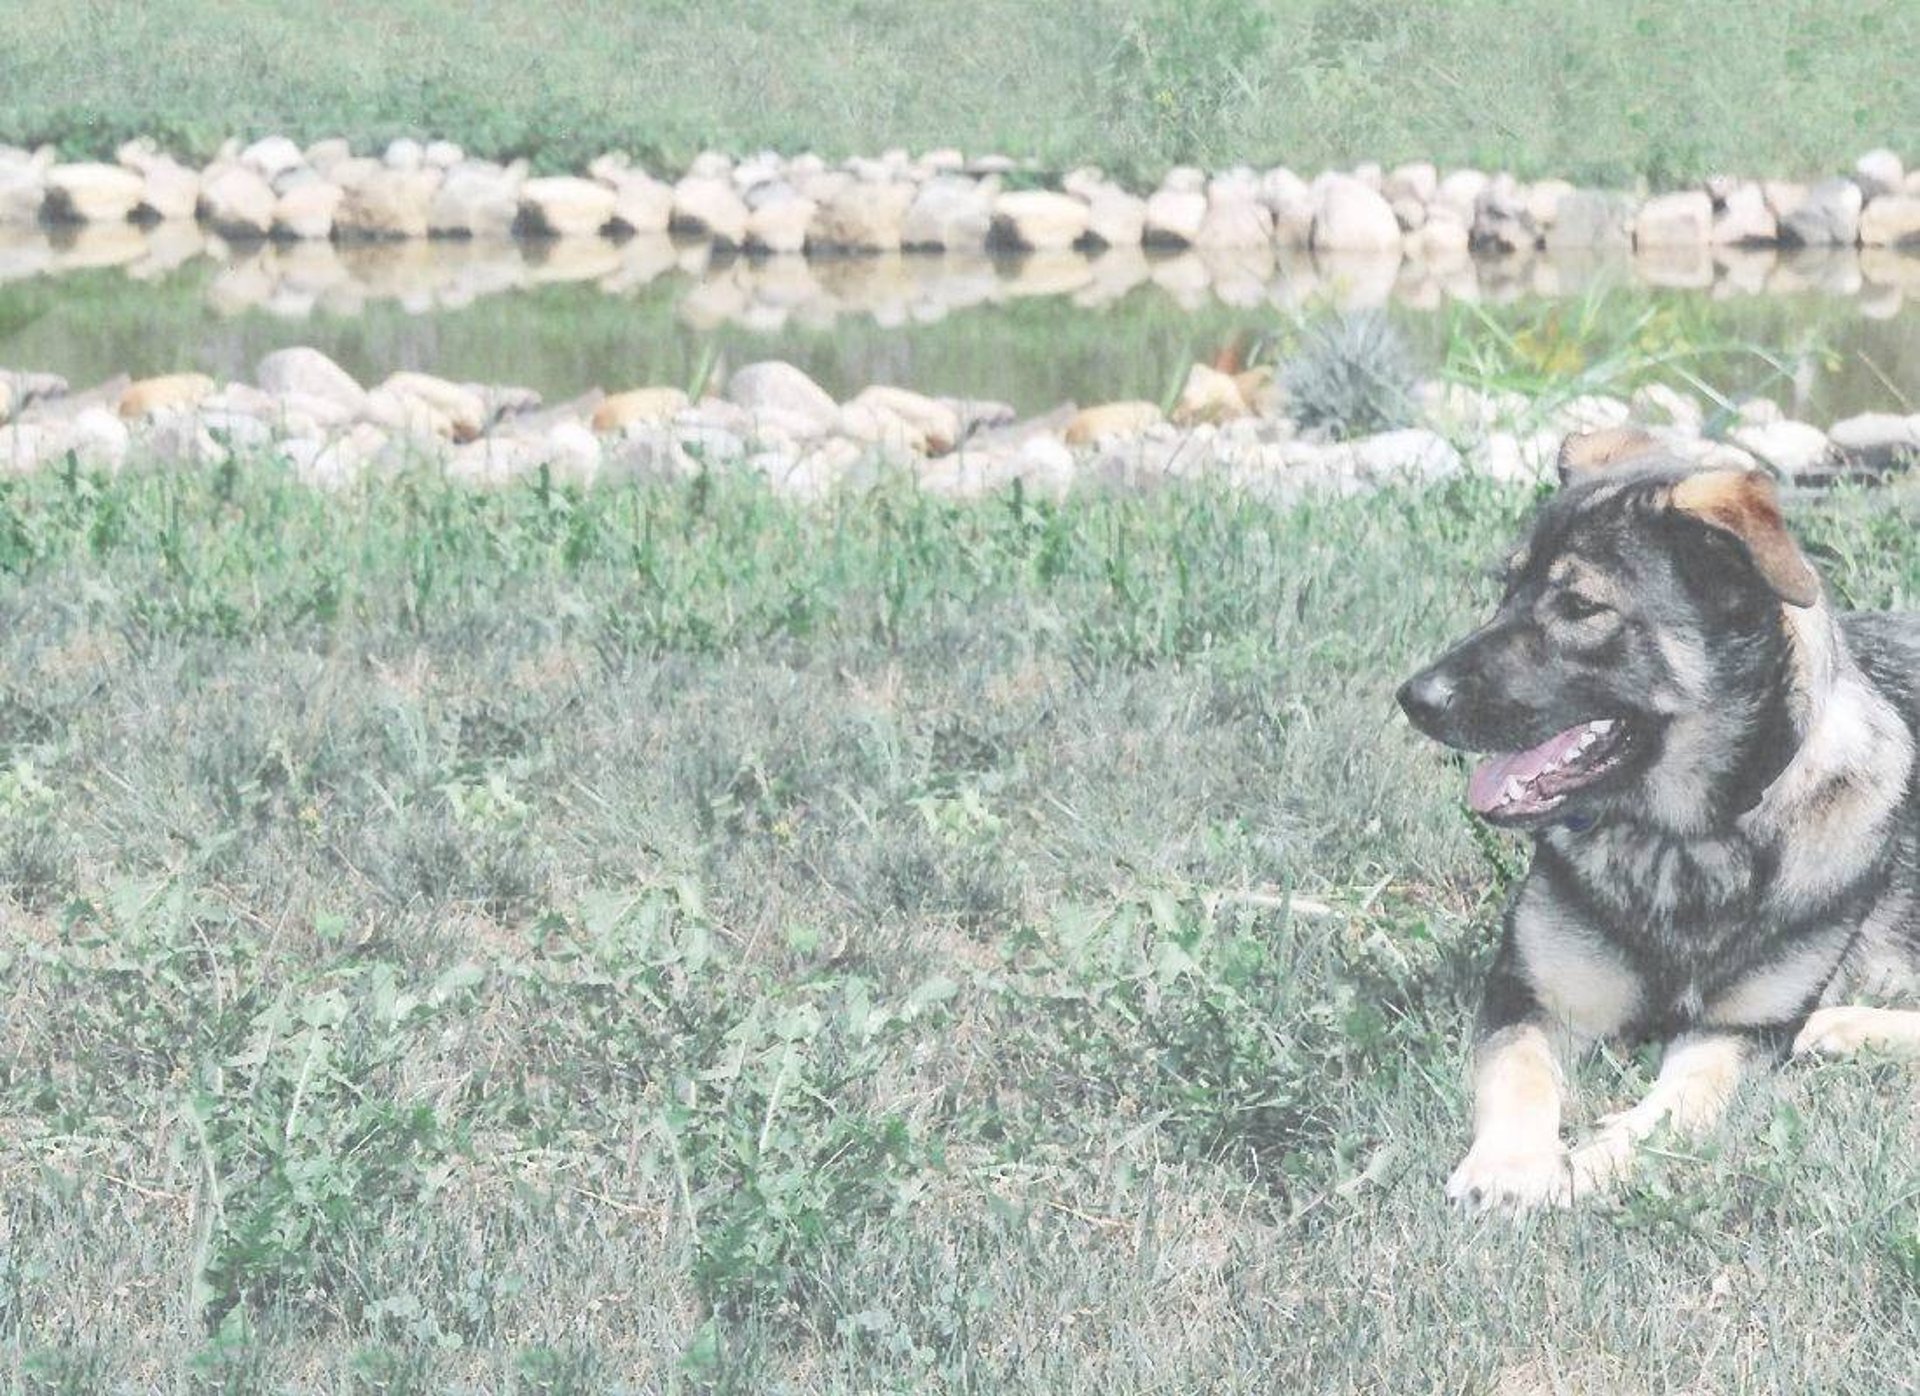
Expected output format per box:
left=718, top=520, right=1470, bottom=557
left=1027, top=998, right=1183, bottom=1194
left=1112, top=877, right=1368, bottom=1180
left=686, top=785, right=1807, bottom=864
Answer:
left=1397, top=428, right=1821, bottom=829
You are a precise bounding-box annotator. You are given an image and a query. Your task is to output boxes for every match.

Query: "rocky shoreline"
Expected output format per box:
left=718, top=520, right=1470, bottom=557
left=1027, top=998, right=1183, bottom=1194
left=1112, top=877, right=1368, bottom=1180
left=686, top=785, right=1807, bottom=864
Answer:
left=4, top=138, right=1918, bottom=266
left=3, top=351, right=1914, bottom=501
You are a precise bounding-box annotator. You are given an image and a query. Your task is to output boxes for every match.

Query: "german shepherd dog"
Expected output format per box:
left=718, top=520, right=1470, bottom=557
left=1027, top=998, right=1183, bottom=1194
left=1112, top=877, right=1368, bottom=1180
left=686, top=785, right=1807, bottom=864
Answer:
left=1399, top=427, right=1920, bottom=1209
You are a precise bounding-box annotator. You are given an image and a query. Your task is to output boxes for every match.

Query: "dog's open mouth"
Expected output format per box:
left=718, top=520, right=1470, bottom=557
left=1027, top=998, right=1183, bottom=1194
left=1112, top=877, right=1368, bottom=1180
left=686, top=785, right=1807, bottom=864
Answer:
left=1467, top=718, right=1630, bottom=823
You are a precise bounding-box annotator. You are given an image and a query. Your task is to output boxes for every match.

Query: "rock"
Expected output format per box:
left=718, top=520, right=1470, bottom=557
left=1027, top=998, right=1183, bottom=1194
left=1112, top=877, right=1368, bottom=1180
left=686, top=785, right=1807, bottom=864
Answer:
left=1195, top=191, right=1273, bottom=249
left=1432, top=169, right=1489, bottom=225
left=809, top=181, right=915, bottom=252
left=118, top=373, right=216, bottom=419
left=592, top=387, right=690, bottom=433
left=1083, top=185, right=1147, bottom=249
left=256, top=347, right=367, bottom=415
left=61, top=407, right=132, bottom=472
left=1729, top=419, right=1832, bottom=479
left=424, top=140, right=464, bottom=171
left=605, top=170, right=674, bottom=234
left=1779, top=178, right=1863, bottom=247
left=845, top=385, right=961, bottom=455
left=1855, top=149, right=1905, bottom=200
left=1827, top=413, right=1920, bottom=475
left=1352, top=428, right=1461, bottom=484
left=1861, top=195, right=1920, bottom=248
left=671, top=176, right=750, bottom=245
left=1384, top=162, right=1438, bottom=206
left=303, top=138, right=352, bottom=175
left=1526, top=179, right=1575, bottom=229
left=138, top=157, right=200, bottom=221
left=335, top=169, right=440, bottom=240
left=1144, top=188, right=1208, bottom=246
left=1629, top=383, right=1703, bottom=433
left=0, top=161, right=44, bottom=224
left=272, top=182, right=342, bottom=240
left=744, top=192, right=816, bottom=253
left=1471, top=176, right=1538, bottom=252
left=1545, top=190, right=1633, bottom=250
left=198, top=163, right=277, bottom=238
left=989, top=190, right=1090, bottom=252
left=1310, top=176, right=1401, bottom=254
left=1411, top=212, right=1471, bottom=259
left=518, top=177, right=618, bottom=237
left=242, top=136, right=307, bottom=181
left=1632, top=190, right=1712, bottom=247
left=1711, top=182, right=1776, bottom=246
left=725, top=361, right=839, bottom=436
left=43, top=163, right=145, bottom=223
left=1171, top=364, right=1247, bottom=425
left=379, top=371, right=489, bottom=441
left=383, top=138, right=425, bottom=172
left=429, top=163, right=522, bottom=238
left=1063, top=401, right=1163, bottom=444
left=900, top=176, right=995, bottom=251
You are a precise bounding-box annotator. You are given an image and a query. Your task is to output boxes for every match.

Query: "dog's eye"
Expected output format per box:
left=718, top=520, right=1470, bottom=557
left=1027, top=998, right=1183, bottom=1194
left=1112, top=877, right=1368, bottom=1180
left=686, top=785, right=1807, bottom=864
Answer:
left=1557, top=591, right=1611, bottom=621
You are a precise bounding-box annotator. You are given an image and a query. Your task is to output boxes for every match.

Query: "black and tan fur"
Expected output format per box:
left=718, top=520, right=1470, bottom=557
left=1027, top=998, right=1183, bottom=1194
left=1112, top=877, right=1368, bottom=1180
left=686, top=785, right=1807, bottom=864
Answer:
left=1399, top=428, right=1920, bottom=1209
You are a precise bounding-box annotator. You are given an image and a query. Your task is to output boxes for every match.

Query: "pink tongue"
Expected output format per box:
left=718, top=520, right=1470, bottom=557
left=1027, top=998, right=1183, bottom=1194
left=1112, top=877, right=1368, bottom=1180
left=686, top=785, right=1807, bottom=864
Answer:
left=1467, top=725, right=1590, bottom=813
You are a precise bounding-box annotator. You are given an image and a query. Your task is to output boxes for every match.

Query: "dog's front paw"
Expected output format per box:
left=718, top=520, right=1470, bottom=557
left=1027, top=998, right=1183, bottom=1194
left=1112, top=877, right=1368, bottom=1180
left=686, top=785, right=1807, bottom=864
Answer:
left=1445, top=1142, right=1572, bottom=1212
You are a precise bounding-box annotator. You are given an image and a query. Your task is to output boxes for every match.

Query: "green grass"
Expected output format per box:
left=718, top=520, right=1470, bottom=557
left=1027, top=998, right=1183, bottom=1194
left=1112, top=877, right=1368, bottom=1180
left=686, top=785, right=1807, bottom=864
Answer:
left=1, top=457, right=1916, bottom=1391
left=1, top=1, right=1915, bottom=185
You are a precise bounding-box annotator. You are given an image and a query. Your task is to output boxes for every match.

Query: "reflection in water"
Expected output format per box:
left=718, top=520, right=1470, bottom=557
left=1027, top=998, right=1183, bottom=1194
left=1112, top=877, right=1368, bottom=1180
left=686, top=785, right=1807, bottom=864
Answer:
left=8, top=224, right=1920, bottom=322
left=2, top=224, right=1918, bottom=416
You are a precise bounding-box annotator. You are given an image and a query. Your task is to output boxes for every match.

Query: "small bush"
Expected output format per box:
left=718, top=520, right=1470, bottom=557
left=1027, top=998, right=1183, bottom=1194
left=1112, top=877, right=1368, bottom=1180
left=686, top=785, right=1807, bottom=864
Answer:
left=1280, top=312, right=1418, bottom=441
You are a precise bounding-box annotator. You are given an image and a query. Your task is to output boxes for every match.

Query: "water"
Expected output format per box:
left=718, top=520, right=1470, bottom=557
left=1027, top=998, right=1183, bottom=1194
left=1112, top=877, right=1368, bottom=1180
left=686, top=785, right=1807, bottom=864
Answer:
left=3, top=223, right=1917, bottom=420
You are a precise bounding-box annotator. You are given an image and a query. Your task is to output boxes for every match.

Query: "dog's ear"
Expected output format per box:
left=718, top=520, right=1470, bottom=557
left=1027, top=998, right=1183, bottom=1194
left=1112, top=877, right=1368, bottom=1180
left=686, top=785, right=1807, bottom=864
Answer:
left=1556, top=426, right=1665, bottom=484
left=1668, top=469, right=1821, bottom=607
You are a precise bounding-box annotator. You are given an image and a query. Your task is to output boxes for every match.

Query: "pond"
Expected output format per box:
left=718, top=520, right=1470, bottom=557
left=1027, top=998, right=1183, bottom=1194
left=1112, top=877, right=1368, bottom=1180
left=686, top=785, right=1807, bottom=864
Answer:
left=3, top=224, right=1918, bottom=422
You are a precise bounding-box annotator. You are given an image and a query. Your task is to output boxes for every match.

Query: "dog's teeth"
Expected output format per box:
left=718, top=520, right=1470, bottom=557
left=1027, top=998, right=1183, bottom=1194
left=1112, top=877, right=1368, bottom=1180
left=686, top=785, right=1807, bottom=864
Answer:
left=1589, top=719, right=1615, bottom=735
left=1502, top=776, right=1526, bottom=802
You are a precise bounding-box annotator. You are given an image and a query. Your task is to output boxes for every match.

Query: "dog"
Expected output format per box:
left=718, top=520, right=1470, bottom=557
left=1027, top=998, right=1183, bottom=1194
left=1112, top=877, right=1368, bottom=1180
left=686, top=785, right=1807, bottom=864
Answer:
left=1398, top=426, right=1920, bottom=1209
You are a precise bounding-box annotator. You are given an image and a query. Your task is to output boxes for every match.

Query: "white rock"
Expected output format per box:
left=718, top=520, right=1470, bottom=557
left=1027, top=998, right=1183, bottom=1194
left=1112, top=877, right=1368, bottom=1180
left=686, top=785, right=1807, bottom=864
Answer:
left=272, top=182, right=342, bottom=240
left=424, top=140, right=465, bottom=170
left=725, top=361, right=840, bottom=437
left=1861, top=195, right=1920, bottom=248
left=1779, top=178, right=1863, bottom=246
left=672, top=176, right=750, bottom=245
left=429, top=163, right=522, bottom=238
left=809, top=182, right=915, bottom=252
left=1632, top=190, right=1712, bottom=247
left=1855, top=149, right=1905, bottom=199
left=256, top=347, right=368, bottom=415
left=1144, top=188, right=1207, bottom=245
left=138, top=157, right=201, bottom=221
left=198, top=163, right=278, bottom=238
left=900, top=177, right=995, bottom=250
left=605, top=170, right=674, bottom=235
left=1729, top=419, right=1831, bottom=477
left=844, top=385, right=962, bottom=455
left=744, top=192, right=816, bottom=253
left=518, top=177, right=618, bottom=237
left=1352, top=429, right=1460, bottom=483
left=0, top=161, right=44, bottom=224
left=1310, top=176, right=1401, bottom=254
left=989, top=190, right=1090, bottom=251
left=384, top=138, right=426, bottom=172
left=242, top=136, right=307, bottom=180
left=44, top=163, right=145, bottom=223
left=1711, top=182, right=1776, bottom=246
left=334, top=168, right=440, bottom=239
left=1629, top=383, right=1703, bottom=433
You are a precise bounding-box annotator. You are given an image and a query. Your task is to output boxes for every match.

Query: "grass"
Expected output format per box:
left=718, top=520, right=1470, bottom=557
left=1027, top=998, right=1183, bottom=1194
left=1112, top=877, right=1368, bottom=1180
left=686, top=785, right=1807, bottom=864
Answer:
left=0, top=456, right=1916, bottom=1391
left=1, top=1, right=1916, bottom=185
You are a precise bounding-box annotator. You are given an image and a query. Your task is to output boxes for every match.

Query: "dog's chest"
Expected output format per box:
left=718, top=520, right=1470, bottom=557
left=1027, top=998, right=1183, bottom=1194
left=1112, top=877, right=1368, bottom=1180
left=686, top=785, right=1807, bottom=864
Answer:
left=1545, top=823, right=1772, bottom=986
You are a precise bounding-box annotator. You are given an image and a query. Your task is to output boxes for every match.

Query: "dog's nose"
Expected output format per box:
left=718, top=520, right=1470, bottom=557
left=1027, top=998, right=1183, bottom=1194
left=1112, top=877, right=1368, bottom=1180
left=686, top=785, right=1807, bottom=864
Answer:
left=1397, top=669, right=1456, bottom=732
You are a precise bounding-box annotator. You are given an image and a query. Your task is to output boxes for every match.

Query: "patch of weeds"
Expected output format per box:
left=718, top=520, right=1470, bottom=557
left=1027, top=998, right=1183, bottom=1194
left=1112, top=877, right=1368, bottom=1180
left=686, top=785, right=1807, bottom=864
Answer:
left=1280, top=312, right=1418, bottom=442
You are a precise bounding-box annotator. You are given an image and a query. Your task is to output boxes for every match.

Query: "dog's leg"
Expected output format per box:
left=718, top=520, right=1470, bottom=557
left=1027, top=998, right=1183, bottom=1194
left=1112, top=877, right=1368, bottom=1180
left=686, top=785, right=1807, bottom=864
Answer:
left=1793, top=1005, right=1920, bottom=1057
left=1445, top=1022, right=1571, bottom=1210
left=1563, top=1030, right=1755, bottom=1200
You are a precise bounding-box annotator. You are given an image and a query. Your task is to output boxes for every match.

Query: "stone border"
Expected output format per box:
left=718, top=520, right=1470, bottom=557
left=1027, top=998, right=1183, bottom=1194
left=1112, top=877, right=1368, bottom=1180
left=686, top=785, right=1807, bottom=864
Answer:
left=4, top=351, right=1914, bottom=501
left=3, top=138, right=1918, bottom=258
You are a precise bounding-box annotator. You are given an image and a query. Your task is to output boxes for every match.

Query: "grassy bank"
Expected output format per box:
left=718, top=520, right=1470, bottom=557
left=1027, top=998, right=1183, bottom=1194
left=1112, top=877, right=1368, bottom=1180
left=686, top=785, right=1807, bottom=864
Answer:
left=2, top=1, right=1915, bottom=185
left=0, top=459, right=1916, bottom=1391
